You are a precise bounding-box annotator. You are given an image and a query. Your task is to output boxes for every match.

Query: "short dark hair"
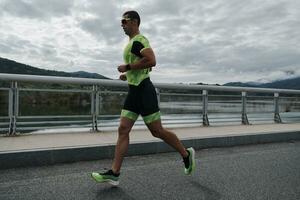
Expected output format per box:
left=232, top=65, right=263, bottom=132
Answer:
left=123, top=10, right=140, bottom=26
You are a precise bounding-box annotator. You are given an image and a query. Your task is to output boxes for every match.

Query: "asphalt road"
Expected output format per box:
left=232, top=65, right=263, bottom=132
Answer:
left=0, top=141, right=299, bottom=200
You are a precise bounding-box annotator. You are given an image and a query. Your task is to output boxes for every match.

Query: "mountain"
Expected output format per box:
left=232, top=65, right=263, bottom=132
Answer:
left=1, top=57, right=299, bottom=90
left=260, top=77, right=300, bottom=90
left=0, top=57, right=110, bottom=79
left=224, top=77, right=300, bottom=90
left=69, top=71, right=108, bottom=79
left=223, top=82, right=255, bottom=88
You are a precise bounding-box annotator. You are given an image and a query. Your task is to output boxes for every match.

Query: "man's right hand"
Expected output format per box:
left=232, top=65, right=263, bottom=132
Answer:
left=119, top=74, right=127, bottom=81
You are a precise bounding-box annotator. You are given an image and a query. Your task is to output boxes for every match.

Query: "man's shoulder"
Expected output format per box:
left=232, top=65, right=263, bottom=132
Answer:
left=133, top=34, right=149, bottom=43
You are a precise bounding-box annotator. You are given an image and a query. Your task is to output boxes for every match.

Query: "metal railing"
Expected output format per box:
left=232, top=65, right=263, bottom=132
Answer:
left=0, top=73, right=300, bottom=135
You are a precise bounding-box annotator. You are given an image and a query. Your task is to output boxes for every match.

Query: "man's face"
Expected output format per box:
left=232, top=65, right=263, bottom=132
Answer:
left=121, top=15, right=135, bottom=35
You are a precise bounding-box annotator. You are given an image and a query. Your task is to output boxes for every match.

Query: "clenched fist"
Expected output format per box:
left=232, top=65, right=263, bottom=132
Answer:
left=118, top=64, right=130, bottom=73
left=119, top=74, right=127, bottom=81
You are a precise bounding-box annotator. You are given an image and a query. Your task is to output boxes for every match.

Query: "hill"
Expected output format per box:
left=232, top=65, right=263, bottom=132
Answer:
left=224, top=77, right=300, bottom=90
left=1, top=57, right=299, bottom=90
left=0, top=57, right=109, bottom=79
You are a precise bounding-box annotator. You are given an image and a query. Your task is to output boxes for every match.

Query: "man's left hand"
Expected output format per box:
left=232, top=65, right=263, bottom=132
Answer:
left=118, top=64, right=128, bottom=73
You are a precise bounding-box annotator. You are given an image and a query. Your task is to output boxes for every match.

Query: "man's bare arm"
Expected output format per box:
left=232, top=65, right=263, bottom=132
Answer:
left=117, top=48, right=156, bottom=73
left=129, top=48, right=156, bottom=69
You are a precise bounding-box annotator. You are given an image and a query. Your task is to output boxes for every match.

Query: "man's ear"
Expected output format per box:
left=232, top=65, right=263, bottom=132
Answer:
left=132, top=19, right=139, bottom=26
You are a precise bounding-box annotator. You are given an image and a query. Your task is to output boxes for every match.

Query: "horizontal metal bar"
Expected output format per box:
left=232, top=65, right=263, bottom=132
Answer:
left=0, top=73, right=128, bottom=87
left=97, top=120, right=203, bottom=127
left=97, top=115, right=205, bottom=122
left=247, top=116, right=273, bottom=119
left=1, top=73, right=300, bottom=94
left=162, top=116, right=201, bottom=120
left=279, top=97, right=300, bottom=100
left=209, top=116, right=241, bottom=120
left=207, top=95, right=241, bottom=98
left=209, top=119, right=241, bottom=123
left=281, top=116, right=300, bottom=119
left=160, top=93, right=202, bottom=97
left=0, top=88, right=10, bottom=91
left=161, top=114, right=201, bottom=117
left=100, top=91, right=128, bottom=95
left=18, top=115, right=92, bottom=119
left=159, top=120, right=202, bottom=125
left=17, top=120, right=91, bottom=125
left=0, top=122, right=9, bottom=126
left=156, top=82, right=300, bottom=94
left=247, top=101, right=273, bottom=104
left=247, top=119, right=274, bottom=122
left=17, top=125, right=91, bottom=131
left=247, top=96, right=275, bottom=98
left=97, top=115, right=120, bottom=118
left=19, top=88, right=93, bottom=93
left=208, top=101, right=241, bottom=103
left=247, top=112, right=274, bottom=115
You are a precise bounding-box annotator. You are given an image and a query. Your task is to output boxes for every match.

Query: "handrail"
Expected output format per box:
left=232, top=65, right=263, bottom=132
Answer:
left=0, top=73, right=127, bottom=87
left=0, top=73, right=300, bottom=135
left=0, top=73, right=300, bottom=94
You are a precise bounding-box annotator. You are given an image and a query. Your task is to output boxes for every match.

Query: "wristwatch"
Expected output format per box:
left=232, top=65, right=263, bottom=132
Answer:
left=126, top=64, right=131, bottom=71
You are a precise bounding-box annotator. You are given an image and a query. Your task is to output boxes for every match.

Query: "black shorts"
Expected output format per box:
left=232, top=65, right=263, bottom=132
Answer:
left=121, top=78, right=161, bottom=124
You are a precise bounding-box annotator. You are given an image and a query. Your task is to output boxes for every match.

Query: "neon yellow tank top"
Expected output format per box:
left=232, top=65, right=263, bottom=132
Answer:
left=123, top=34, right=151, bottom=86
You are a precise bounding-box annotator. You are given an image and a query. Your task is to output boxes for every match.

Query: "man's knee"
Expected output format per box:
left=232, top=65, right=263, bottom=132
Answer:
left=150, top=127, right=164, bottom=138
left=118, top=122, right=132, bottom=136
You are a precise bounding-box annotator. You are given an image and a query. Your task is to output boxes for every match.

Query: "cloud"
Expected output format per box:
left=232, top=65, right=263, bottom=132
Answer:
left=73, top=0, right=123, bottom=44
left=0, top=0, right=299, bottom=84
left=0, top=0, right=74, bottom=20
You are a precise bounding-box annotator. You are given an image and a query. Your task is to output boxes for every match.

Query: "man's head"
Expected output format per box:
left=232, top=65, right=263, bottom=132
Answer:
left=121, top=10, right=140, bottom=37
left=122, top=10, right=140, bottom=26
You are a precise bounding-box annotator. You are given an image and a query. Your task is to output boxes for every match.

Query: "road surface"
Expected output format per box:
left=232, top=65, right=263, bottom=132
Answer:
left=0, top=141, right=299, bottom=200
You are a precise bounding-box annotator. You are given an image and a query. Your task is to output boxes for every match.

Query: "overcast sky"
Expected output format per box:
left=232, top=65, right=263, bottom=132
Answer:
left=0, top=0, right=300, bottom=84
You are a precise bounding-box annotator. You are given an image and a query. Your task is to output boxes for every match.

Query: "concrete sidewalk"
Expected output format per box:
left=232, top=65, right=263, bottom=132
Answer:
left=0, top=123, right=300, bottom=169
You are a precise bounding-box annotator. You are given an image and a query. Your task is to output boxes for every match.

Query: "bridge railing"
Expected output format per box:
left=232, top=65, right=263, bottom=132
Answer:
left=0, top=73, right=300, bottom=135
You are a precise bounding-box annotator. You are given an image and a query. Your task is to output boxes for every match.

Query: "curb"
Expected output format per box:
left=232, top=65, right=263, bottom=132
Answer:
left=0, top=131, right=299, bottom=169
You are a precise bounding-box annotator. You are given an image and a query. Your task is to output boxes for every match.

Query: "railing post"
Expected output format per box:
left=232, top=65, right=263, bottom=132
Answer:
left=241, top=91, right=249, bottom=125
left=8, top=81, right=18, bottom=135
left=99, top=89, right=103, bottom=115
left=95, top=86, right=100, bottom=130
left=8, top=83, right=13, bottom=135
left=156, top=88, right=160, bottom=107
left=274, top=93, right=282, bottom=123
left=202, top=90, right=209, bottom=126
left=91, top=85, right=99, bottom=132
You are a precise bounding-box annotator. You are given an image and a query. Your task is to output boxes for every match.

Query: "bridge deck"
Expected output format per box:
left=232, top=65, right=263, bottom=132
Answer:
left=0, top=123, right=299, bottom=169
left=1, top=123, right=300, bottom=153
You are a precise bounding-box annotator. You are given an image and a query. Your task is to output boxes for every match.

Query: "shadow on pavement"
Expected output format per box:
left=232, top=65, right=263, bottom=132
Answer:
left=96, top=186, right=134, bottom=200
left=189, top=179, right=222, bottom=200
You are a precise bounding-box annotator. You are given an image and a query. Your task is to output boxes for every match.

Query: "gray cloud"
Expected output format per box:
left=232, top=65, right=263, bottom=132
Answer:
left=1, top=0, right=74, bottom=20
left=0, top=0, right=299, bottom=84
left=78, top=17, right=122, bottom=44
left=142, top=0, right=300, bottom=83
left=73, top=0, right=123, bottom=44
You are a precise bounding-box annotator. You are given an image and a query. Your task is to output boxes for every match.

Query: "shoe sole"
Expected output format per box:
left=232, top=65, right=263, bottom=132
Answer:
left=190, top=147, right=195, bottom=173
left=185, top=147, right=196, bottom=175
left=91, top=173, right=119, bottom=186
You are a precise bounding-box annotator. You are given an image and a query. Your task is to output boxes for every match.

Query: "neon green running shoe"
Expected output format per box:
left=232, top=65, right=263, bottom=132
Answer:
left=91, top=170, right=120, bottom=186
left=184, top=147, right=196, bottom=175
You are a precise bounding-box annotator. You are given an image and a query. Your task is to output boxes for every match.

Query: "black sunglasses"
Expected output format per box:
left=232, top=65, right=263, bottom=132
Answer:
left=121, top=18, right=131, bottom=25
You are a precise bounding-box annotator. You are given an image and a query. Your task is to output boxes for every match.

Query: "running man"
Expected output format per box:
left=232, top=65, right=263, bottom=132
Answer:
left=91, top=11, right=195, bottom=186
